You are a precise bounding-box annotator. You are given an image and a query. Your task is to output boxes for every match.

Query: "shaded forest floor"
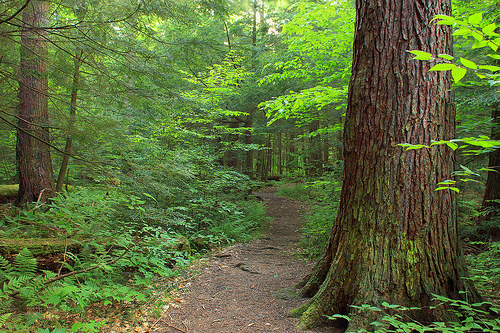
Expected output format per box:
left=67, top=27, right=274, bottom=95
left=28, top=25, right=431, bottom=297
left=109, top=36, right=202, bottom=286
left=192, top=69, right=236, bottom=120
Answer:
left=148, top=189, right=332, bottom=333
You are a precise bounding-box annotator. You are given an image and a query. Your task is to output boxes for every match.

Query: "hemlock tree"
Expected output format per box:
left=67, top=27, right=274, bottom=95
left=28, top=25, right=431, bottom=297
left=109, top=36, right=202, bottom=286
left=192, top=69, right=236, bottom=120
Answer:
left=294, top=0, right=480, bottom=330
left=17, top=0, right=55, bottom=203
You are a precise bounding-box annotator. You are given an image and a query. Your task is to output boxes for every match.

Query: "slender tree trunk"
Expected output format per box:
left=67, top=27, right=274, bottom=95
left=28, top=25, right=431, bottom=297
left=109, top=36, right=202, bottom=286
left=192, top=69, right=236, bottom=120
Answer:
left=245, top=117, right=254, bottom=178
left=278, top=132, right=282, bottom=176
left=294, top=0, right=479, bottom=330
left=16, top=0, right=54, bottom=204
left=251, top=0, right=258, bottom=70
left=306, top=119, right=322, bottom=178
left=56, top=51, right=82, bottom=192
left=478, top=103, right=500, bottom=238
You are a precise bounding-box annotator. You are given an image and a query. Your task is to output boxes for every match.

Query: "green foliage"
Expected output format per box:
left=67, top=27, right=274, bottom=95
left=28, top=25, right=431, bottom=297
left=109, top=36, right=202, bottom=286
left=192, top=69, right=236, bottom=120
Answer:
left=328, top=295, right=500, bottom=332
left=398, top=137, right=500, bottom=193
left=0, top=165, right=269, bottom=329
left=260, top=0, right=354, bottom=128
left=300, top=204, right=337, bottom=258
left=411, top=13, right=499, bottom=85
left=467, top=242, right=500, bottom=295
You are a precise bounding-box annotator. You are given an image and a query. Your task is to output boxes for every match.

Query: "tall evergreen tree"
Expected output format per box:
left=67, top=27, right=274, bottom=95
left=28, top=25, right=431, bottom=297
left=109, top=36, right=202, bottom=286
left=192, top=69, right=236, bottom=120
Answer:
left=16, top=0, right=55, bottom=203
left=294, top=0, right=480, bottom=330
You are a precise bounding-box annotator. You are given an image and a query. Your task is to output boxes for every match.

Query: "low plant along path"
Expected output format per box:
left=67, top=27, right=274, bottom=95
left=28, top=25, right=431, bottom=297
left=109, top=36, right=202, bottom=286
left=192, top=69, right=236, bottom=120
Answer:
left=155, top=190, right=329, bottom=333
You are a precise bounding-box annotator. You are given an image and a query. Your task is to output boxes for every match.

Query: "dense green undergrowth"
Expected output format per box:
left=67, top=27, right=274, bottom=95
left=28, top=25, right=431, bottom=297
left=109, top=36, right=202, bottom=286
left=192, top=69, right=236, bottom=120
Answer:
left=0, top=169, right=269, bottom=332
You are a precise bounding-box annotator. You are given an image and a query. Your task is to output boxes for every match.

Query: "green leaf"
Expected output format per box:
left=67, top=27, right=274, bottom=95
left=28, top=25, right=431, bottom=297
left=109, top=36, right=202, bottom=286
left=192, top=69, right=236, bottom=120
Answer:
left=446, top=141, right=459, bottom=150
left=433, top=15, right=466, bottom=26
left=437, top=180, right=456, bottom=185
left=479, top=65, right=500, bottom=72
left=472, top=31, right=484, bottom=41
left=472, top=40, right=488, bottom=49
left=482, top=23, right=497, bottom=36
left=408, top=50, right=433, bottom=60
left=438, top=54, right=454, bottom=61
left=453, top=28, right=472, bottom=36
left=460, top=58, right=477, bottom=69
left=468, top=13, right=483, bottom=26
left=488, top=41, right=499, bottom=51
left=429, top=63, right=456, bottom=71
left=452, top=67, right=467, bottom=83
left=488, top=54, right=500, bottom=60
left=326, top=314, right=351, bottom=321
left=397, top=143, right=428, bottom=150
left=435, top=187, right=451, bottom=191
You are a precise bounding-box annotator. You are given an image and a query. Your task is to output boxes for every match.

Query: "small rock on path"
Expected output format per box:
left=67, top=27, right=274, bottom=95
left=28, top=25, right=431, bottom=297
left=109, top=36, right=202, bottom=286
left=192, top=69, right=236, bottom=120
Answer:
left=155, top=191, right=330, bottom=333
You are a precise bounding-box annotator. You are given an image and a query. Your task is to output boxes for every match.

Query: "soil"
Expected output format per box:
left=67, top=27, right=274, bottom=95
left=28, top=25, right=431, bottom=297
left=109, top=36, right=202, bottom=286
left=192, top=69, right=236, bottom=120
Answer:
left=153, top=190, right=332, bottom=333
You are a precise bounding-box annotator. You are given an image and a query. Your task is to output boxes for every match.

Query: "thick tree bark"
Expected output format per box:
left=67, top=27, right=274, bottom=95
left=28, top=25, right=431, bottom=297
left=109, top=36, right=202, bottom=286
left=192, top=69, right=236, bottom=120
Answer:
left=16, top=0, right=54, bottom=204
left=294, top=0, right=480, bottom=330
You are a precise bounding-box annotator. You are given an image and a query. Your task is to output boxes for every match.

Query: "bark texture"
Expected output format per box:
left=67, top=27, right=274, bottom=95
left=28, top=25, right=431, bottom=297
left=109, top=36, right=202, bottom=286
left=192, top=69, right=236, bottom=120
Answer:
left=16, top=0, right=54, bottom=203
left=295, top=0, right=480, bottom=330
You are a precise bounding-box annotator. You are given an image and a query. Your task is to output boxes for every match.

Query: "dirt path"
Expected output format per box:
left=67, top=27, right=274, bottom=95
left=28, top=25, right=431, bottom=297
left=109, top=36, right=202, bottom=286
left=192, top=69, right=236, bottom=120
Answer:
left=154, top=191, right=329, bottom=333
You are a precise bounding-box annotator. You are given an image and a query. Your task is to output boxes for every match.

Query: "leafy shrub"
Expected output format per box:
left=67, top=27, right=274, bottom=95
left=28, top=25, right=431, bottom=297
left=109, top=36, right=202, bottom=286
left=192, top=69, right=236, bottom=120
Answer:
left=277, top=183, right=311, bottom=201
left=328, top=295, right=500, bottom=332
left=467, top=241, right=500, bottom=296
left=300, top=204, right=337, bottom=258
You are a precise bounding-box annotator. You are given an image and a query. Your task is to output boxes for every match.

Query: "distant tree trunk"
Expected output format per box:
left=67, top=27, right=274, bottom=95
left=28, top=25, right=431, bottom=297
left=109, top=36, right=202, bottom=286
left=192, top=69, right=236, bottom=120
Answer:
left=322, top=140, right=329, bottom=166
left=294, top=0, right=480, bottom=330
left=223, top=121, right=239, bottom=168
left=56, top=51, right=82, bottom=192
left=251, top=0, right=258, bottom=69
left=478, top=103, right=500, bottom=238
left=278, top=132, right=282, bottom=176
left=306, top=119, right=322, bottom=178
left=244, top=117, right=254, bottom=178
left=263, top=134, right=271, bottom=180
left=16, top=0, right=54, bottom=204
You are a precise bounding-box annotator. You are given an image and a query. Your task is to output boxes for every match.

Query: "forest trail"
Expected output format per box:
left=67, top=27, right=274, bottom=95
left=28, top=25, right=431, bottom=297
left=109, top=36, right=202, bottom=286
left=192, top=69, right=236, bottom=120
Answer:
left=154, top=190, right=330, bottom=333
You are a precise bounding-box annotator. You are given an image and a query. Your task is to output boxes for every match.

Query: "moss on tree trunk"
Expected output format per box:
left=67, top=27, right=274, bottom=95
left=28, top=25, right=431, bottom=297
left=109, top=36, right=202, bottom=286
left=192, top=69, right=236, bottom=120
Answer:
left=294, top=0, right=481, bottom=330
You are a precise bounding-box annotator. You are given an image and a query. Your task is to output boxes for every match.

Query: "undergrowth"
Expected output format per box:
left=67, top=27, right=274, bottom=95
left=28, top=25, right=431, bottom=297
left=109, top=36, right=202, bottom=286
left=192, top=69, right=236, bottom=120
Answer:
left=0, top=168, right=268, bottom=332
left=328, top=294, right=500, bottom=332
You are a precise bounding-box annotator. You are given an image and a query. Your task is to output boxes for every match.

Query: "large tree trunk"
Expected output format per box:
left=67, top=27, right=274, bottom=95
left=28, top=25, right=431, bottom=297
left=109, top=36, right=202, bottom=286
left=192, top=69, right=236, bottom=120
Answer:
left=16, top=0, right=54, bottom=204
left=294, top=0, right=479, bottom=330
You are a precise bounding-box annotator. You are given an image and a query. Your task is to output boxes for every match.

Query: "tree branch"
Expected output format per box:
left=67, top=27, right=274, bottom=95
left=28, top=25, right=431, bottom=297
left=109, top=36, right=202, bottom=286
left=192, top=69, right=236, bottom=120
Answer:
left=0, top=0, right=31, bottom=25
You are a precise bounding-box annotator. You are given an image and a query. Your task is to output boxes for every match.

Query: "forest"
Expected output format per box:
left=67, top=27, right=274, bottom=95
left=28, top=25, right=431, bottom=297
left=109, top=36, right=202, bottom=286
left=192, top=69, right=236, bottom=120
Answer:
left=0, top=0, right=499, bottom=332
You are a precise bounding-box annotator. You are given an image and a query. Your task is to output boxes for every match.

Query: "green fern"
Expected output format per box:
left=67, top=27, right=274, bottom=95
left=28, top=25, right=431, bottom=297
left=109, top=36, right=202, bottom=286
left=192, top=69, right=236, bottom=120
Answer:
left=0, top=313, right=11, bottom=325
left=12, top=248, right=37, bottom=278
left=0, top=255, right=13, bottom=281
left=0, top=248, right=40, bottom=308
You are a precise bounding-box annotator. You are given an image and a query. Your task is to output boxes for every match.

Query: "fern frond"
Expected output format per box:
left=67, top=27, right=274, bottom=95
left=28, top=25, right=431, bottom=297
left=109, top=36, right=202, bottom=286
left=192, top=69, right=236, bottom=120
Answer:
left=0, top=312, right=11, bottom=326
left=0, top=256, right=13, bottom=283
left=0, top=255, right=11, bottom=271
left=2, top=275, right=32, bottom=293
left=12, top=248, right=37, bottom=278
